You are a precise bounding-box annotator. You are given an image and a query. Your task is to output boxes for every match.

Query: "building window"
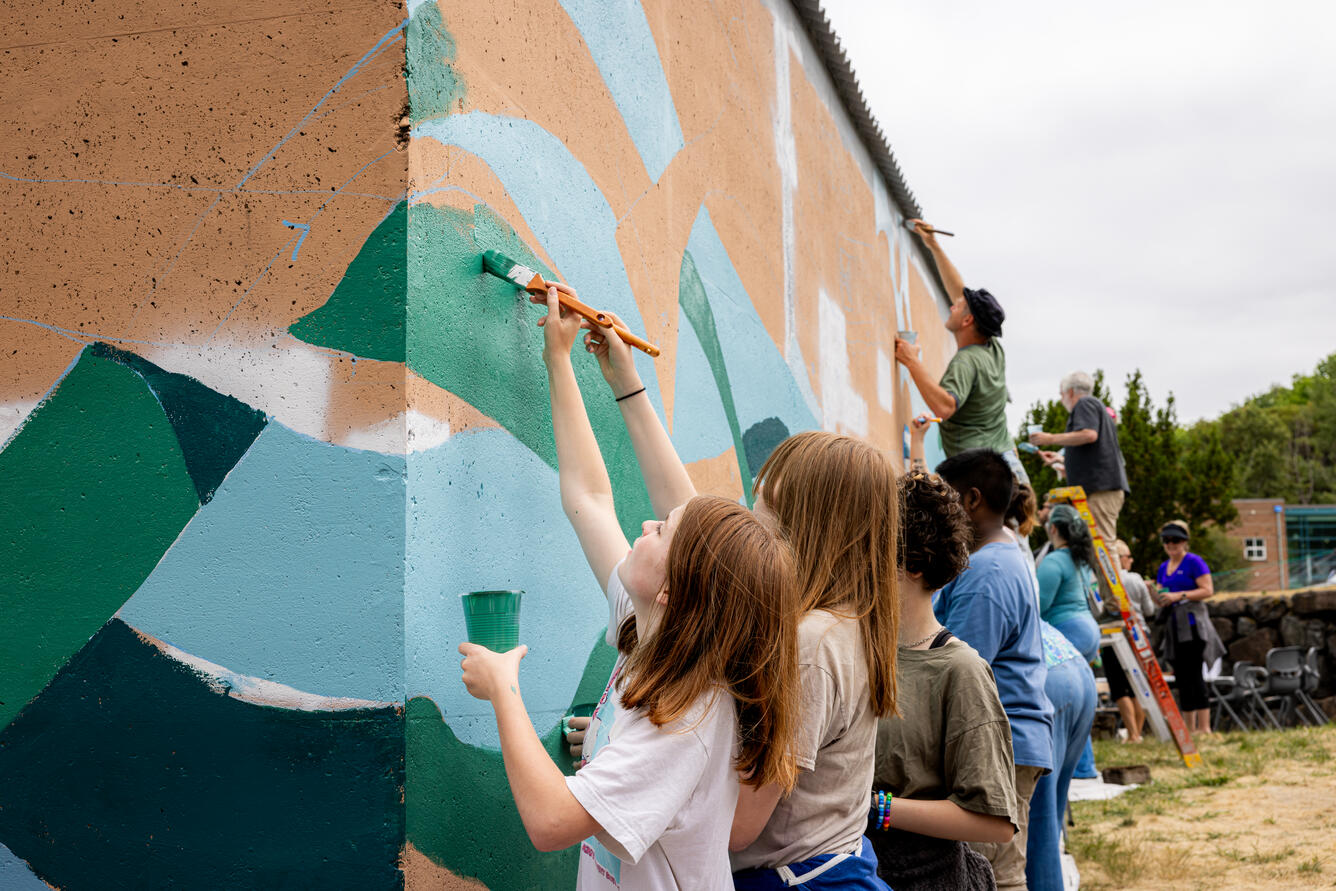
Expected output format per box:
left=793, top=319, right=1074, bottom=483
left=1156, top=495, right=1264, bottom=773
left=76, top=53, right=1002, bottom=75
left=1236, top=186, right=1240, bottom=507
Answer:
left=1244, top=537, right=1267, bottom=561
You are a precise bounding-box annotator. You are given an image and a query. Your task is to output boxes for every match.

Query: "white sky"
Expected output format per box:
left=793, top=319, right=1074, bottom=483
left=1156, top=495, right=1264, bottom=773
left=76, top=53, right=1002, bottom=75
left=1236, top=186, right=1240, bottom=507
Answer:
left=821, top=0, right=1336, bottom=429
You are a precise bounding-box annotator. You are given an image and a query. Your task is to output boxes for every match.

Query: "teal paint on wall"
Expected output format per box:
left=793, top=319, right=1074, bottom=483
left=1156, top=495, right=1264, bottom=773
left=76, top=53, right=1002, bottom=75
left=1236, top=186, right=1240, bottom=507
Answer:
left=88, top=342, right=267, bottom=505
left=406, top=201, right=654, bottom=541
left=0, top=620, right=405, bottom=888
left=406, top=632, right=615, bottom=886
left=0, top=347, right=202, bottom=730
left=118, top=422, right=407, bottom=705
left=406, top=427, right=617, bottom=748
left=406, top=2, right=463, bottom=123
left=679, top=249, right=754, bottom=504
left=288, top=201, right=408, bottom=365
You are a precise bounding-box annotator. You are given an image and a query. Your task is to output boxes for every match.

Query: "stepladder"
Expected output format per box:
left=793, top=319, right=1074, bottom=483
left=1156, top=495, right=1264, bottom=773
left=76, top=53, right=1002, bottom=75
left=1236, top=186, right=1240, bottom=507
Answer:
left=1047, top=485, right=1203, bottom=768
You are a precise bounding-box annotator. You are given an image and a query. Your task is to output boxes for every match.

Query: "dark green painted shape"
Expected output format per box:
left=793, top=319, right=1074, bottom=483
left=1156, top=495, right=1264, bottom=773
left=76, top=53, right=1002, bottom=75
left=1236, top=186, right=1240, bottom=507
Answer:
left=0, top=619, right=405, bottom=888
left=408, top=632, right=618, bottom=888
left=89, top=342, right=267, bottom=505
left=0, top=348, right=200, bottom=730
left=678, top=250, right=754, bottom=504
left=407, top=202, right=653, bottom=539
left=289, top=201, right=408, bottom=364
left=743, top=417, right=791, bottom=479
left=407, top=2, right=464, bottom=123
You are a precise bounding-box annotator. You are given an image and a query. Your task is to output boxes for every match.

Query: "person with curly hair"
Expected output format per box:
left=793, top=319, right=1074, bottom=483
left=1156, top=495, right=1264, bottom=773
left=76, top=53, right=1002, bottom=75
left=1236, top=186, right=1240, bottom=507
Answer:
left=870, top=419, right=1022, bottom=890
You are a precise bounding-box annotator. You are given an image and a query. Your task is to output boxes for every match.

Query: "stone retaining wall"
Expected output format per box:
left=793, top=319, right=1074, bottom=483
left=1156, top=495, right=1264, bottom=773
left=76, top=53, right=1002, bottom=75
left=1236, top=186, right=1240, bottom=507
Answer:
left=1153, top=587, right=1336, bottom=711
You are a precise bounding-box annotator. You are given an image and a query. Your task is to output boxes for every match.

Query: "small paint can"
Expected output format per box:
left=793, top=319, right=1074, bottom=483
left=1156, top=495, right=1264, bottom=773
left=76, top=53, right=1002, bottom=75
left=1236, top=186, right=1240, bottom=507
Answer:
left=897, top=330, right=918, bottom=344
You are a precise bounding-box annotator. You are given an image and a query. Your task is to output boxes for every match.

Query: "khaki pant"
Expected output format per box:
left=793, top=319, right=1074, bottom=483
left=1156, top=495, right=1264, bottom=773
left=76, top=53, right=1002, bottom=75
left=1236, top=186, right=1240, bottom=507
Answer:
left=970, top=763, right=1044, bottom=891
left=1085, top=489, right=1125, bottom=605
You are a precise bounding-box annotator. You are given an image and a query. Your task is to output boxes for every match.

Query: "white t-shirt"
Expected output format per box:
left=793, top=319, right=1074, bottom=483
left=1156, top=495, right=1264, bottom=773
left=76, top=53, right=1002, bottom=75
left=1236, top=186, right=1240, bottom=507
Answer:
left=566, top=560, right=740, bottom=890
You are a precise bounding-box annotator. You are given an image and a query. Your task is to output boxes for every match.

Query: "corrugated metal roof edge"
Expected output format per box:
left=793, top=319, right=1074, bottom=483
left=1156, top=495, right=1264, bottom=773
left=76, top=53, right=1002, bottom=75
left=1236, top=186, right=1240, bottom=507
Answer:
left=789, top=0, right=924, bottom=222
left=790, top=0, right=957, bottom=305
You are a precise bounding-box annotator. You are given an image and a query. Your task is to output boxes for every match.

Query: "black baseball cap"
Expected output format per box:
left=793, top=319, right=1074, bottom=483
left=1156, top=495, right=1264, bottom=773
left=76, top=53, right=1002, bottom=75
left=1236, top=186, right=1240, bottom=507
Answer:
left=963, top=288, right=1005, bottom=338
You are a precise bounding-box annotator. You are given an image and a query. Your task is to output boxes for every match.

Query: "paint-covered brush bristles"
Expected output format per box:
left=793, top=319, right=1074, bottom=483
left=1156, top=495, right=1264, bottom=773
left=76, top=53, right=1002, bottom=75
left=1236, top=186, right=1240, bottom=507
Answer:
left=477, top=250, right=662, bottom=358
left=481, top=250, right=547, bottom=293
left=903, top=220, right=955, bottom=237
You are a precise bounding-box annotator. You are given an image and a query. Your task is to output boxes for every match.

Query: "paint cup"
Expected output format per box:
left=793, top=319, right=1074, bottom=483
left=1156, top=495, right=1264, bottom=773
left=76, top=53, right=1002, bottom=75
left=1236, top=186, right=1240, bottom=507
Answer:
left=562, top=702, right=598, bottom=737
left=897, top=330, right=918, bottom=344
left=461, top=590, right=523, bottom=652
left=1027, top=424, right=1043, bottom=437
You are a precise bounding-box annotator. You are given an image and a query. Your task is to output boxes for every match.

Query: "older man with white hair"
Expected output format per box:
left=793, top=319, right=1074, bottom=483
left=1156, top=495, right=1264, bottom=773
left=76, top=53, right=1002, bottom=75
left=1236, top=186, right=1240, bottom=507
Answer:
left=1030, top=371, right=1129, bottom=600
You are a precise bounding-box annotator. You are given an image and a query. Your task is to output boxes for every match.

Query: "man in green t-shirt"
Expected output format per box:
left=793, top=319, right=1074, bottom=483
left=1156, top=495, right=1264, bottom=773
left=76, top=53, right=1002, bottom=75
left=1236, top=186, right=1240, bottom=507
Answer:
left=895, top=220, right=1027, bottom=483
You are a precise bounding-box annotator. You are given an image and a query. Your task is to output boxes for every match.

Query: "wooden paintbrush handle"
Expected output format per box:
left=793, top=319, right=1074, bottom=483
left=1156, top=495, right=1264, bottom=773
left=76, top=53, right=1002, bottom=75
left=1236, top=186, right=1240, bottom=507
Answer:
left=525, top=281, right=661, bottom=357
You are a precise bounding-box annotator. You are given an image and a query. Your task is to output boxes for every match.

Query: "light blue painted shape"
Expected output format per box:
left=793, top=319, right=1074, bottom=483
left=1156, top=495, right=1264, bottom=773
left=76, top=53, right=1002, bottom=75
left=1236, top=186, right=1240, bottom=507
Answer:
left=670, top=303, right=733, bottom=464
left=683, top=206, right=819, bottom=436
left=0, top=841, right=50, bottom=890
left=117, top=423, right=405, bottom=704
left=557, top=0, right=684, bottom=183
left=412, top=112, right=665, bottom=420
left=406, top=428, right=613, bottom=748
left=280, top=219, right=310, bottom=259
left=406, top=0, right=430, bottom=16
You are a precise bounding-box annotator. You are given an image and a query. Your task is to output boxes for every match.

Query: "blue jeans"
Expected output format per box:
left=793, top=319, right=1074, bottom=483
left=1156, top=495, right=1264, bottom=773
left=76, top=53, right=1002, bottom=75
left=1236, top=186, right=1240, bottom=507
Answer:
left=1053, top=613, right=1100, bottom=663
left=1026, top=656, right=1096, bottom=891
left=1053, top=613, right=1101, bottom=778
left=733, top=837, right=890, bottom=889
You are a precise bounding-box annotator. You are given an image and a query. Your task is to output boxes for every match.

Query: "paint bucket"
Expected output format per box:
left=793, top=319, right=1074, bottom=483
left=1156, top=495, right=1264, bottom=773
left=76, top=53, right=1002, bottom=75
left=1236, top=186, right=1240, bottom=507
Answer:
left=897, top=330, right=918, bottom=344
left=461, top=590, right=523, bottom=652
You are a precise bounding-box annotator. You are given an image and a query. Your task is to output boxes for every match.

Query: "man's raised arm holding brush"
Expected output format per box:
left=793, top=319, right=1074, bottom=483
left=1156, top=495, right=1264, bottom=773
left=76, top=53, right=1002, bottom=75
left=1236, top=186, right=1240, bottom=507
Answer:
left=894, top=220, right=1028, bottom=483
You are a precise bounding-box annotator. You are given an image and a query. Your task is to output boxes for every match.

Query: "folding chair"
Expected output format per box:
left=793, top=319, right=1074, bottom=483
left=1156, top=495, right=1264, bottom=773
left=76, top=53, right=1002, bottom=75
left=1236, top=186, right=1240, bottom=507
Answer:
left=1211, top=661, right=1274, bottom=731
left=1260, top=647, right=1312, bottom=727
left=1298, top=647, right=1330, bottom=726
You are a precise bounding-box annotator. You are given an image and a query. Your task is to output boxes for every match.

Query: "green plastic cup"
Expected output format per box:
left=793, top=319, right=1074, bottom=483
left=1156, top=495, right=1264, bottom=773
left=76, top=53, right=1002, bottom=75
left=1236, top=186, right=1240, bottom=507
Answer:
left=562, top=702, right=598, bottom=737
left=461, top=590, right=523, bottom=652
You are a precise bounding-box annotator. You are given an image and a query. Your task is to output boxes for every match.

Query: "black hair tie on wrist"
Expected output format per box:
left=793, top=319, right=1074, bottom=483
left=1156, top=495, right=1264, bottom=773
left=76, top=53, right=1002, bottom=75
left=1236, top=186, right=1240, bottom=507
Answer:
left=615, top=387, right=646, bottom=403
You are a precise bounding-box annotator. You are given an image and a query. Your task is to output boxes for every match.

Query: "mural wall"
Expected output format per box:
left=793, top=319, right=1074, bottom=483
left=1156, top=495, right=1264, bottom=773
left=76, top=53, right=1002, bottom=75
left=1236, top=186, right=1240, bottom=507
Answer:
left=0, top=0, right=952, bottom=887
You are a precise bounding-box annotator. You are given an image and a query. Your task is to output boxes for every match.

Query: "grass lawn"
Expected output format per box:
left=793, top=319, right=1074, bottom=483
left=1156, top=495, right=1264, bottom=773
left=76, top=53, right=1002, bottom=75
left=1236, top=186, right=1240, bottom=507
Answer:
left=1070, top=725, right=1336, bottom=890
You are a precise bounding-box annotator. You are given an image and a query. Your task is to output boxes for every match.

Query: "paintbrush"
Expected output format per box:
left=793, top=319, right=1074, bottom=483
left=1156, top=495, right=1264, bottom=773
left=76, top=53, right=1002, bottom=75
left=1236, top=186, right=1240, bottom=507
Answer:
left=480, top=250, right=661, bottom=358
left=903, top=220, right=955, bottom=237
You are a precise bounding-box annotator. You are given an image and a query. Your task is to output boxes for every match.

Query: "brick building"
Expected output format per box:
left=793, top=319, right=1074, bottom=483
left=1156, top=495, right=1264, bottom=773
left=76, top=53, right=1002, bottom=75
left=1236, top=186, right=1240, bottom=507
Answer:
left=1228, top=498, right=1289, bottom=590
left=1228, top=499, right=1336, bottom=590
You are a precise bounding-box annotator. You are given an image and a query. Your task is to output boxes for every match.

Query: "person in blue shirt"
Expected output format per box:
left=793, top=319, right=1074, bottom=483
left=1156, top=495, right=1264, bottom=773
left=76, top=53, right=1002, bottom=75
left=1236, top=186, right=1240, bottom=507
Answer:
left=1036, top=503, right=1103, bottom=780
left=933, top=448, right=1054, bottom=891
left=1035, top=504, right=1100, bottom=662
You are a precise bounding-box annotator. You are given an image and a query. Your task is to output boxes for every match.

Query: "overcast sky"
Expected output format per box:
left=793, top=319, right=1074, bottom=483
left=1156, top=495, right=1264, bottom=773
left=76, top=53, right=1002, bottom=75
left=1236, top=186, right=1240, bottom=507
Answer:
left=821, top=0, right=1336, bottom=429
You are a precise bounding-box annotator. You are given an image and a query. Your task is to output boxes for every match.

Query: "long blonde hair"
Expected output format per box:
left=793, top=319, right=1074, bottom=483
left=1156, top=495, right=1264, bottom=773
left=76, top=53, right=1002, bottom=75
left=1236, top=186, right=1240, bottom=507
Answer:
left=754, top=431, right=900, bottom=717
left=617, top=495, right=801, bottom=792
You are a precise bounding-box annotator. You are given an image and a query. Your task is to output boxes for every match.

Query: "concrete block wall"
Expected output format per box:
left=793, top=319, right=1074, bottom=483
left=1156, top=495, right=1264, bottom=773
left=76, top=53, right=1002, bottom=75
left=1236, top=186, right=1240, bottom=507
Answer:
left=0, top=0, right=952, bottom=886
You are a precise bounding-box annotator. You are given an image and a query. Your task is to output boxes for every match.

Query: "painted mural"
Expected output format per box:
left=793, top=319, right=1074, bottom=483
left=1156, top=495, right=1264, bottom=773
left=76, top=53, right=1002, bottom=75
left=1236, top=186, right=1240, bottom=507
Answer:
left=0, top=0, right=951, bottom=887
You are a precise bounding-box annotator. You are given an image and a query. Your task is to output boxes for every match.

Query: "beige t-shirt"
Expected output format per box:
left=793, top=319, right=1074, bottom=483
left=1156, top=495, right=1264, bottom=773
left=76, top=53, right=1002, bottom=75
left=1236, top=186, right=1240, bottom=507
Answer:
left=873, top=637, right=1019, bottom=828
left=731, top=609, right=875, bottom=869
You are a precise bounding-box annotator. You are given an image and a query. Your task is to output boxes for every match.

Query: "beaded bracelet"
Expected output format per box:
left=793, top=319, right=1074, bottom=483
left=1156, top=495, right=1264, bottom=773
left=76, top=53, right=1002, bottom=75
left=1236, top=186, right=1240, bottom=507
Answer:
left=870, top=790, right=894, bottom=831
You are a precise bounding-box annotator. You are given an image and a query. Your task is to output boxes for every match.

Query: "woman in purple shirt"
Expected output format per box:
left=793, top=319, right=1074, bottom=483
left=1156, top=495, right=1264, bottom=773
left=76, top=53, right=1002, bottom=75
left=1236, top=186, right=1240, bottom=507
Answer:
left=1153, top=520, right=1224, bottom=735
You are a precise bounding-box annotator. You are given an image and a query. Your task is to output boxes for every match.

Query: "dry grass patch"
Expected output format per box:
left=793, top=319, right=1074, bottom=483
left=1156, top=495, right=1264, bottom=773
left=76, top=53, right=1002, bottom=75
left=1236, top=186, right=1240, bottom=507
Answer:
left=1069, top=725, right=1336, bottom=890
